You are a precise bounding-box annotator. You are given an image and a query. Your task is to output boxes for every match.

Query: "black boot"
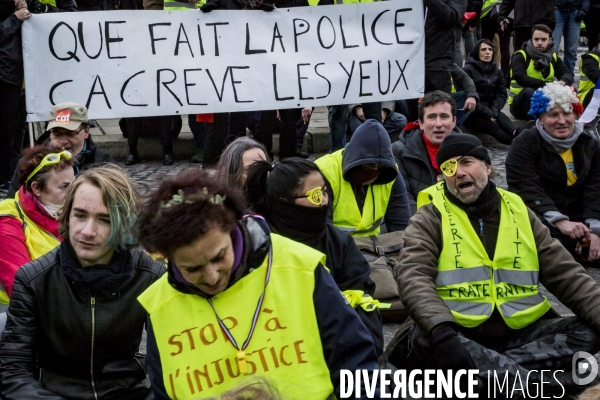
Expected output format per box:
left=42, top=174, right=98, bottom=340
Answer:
left=125, top=146, right=139, bottom=166
left=163, top=144, right=174, bottom=166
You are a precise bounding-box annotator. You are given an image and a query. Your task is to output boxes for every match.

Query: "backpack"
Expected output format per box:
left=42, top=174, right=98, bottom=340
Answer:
left=353, top=231, right=408, bottom=323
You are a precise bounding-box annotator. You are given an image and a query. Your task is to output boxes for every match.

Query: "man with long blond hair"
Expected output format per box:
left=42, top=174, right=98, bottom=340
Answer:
left=0, top=164, right=165, bottom=400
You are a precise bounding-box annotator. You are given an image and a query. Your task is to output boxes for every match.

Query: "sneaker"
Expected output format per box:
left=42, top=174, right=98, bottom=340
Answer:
left=190, top=149, right=203, bottom=164
left=296, top=149, right=309, bottom=158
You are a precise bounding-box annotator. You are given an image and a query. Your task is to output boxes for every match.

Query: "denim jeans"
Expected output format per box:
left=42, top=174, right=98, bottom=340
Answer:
left=553, top=9, right=580, bottom=75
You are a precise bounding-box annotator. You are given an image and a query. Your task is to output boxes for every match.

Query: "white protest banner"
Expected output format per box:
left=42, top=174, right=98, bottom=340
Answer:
left=22, top=1, right=424, bottom=122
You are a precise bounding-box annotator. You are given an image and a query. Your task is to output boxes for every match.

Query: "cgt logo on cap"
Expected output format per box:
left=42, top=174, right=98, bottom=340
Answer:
left=54, top=109, right=72, bottom=125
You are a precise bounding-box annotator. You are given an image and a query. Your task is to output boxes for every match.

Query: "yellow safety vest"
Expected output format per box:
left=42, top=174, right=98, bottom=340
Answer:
left=315, top=150, right=394, bottom=237
left=417, top=183, right=551, bottom=329
left=578, top=53, right=600, bottom=105
left=481, top=0, right=500, bottom=19
left=138, top=234, right=334, bottom=400
left=508, top=50, right=557, bottom=104
left=164, top=0, right=205, bottom=11
left=0, top=192, right=61, bottom=304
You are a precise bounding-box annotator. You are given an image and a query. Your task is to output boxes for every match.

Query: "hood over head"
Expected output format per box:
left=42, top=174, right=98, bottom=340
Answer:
left=342, top=119, right=398, bottom=185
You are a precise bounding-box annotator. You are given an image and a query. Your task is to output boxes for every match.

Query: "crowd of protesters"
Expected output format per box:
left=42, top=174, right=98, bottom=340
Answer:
left=1, top=0, right=600, bottom=398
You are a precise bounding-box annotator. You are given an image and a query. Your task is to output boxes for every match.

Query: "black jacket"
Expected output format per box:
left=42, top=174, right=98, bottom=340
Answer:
left=509, top=43, right=574, bottom=89
left=499, top=0, right=555, bottom=29
left=0, top=246, right=166, bottom=399
left=463, top=42, right=508, bottom=118
left=392, top=124, right=462, bottom=213
left=425, top=0, right=468, bottom=71
left=7, top=135, right=116, bottom=198
left=0, top=6, right=24, bottom=87
left=506, top=126, right=600, bottom=222
left=0, top=0, right=77, bottom=87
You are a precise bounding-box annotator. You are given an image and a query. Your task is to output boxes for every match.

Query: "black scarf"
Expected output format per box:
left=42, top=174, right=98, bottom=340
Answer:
left=263, top=199, right=328, bottom=247
left=444, top=181, right=500, bottom=219
left=60, top=240, right=133, bottom=296
left=525, top=40, right=554, bottom=71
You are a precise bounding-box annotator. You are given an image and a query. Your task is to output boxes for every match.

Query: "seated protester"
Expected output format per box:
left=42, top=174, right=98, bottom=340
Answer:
left=463, top=39, right=520, bottom=144
left=136, top=169, right=381, bottom=400
left=245, top=158, right=385, bottom=356
left=0, top=165, right=165, bottom=399
left=348, top=101, right=408, bottom=142
left=214, top=137, right=270, bottom=189
left=392, top=91, right=460, bottom=214
left=506, top=82, right=600, bottom=265
left=578, top=33, right=600, bottom=112
left=386, top=133, right=600, bottom=397
left=315, top=120, right=411, bottom=237
left=508, top=24, right=574, bottom=121
left=450, top=63, right=479, bottom=126
left=7, top=102, right=116, bottom=198
left=0, top=146, right=74, bottom=312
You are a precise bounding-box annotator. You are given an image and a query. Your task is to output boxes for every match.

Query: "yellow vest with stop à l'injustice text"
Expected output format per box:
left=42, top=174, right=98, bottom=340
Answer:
left=417, top=182, right=551, bottom=329
left=138, top=233, right=334, bottom=400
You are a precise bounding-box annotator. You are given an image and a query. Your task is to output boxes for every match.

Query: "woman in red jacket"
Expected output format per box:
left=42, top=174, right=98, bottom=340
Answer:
left=0, top=145, right=74, bottom=308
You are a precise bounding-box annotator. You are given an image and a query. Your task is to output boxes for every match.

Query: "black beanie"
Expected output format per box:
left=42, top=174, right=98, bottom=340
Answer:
left=436, top=133, right=491, bottom=166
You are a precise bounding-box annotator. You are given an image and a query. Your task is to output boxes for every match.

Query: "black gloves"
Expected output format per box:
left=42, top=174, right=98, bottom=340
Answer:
left=430, top=323, right=476, bottom=371
left=27, top=0, right=49, bottom=14
left=200, top=2, right=217, bottom=12
left=575, top=10, right=586, bottom=22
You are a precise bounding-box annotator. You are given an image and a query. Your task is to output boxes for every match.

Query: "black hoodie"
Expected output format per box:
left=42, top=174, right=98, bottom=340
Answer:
left=463, top=39, right=509, bottom=118
left=327, top=119, right=411, bottom=232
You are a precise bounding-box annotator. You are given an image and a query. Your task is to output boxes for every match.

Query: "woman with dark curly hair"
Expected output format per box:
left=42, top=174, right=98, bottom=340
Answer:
left=136, top=168, right=381, bottom=400
left=0, top=145, right=74, bottom=309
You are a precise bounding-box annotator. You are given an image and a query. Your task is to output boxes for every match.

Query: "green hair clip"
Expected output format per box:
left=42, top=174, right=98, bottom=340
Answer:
left=161, top=188, right=226, bottom=211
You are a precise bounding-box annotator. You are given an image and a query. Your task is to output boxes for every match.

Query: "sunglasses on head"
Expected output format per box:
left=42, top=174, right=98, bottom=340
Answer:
left=25, top=151, right=72, bottom=183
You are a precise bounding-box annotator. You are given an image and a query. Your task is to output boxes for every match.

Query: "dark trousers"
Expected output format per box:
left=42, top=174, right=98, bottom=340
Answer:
left=514, top=23, right=555, bottom=50
left=188, top=115, right=207, bottom=150
left=425, top=69, right=452, bottom=93
left=400, top=317, right=599, bottom=397
left=584, top=11, right=600, bottom=52
left=0, top=80, right=23, bottom=183
left=510, top=87, right=537, bottom=121
left=121, top=115, right=182, bottom=154
left=255, top=109, right=302, bottom=160
left=482, top=16, right=513, bottom=76
left=203, top=112, right=246, bottom=166
left=463, top=110, right=517, bottom=145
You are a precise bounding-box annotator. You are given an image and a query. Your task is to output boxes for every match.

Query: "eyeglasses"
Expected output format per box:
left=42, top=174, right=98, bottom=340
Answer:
left=294, top=186, right=327, bottom=206
left=25, top=151, right=72, bottom=183
left=50, top=127, right=84, bottom=138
